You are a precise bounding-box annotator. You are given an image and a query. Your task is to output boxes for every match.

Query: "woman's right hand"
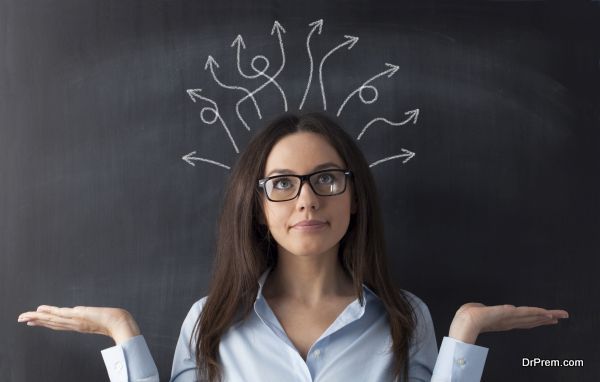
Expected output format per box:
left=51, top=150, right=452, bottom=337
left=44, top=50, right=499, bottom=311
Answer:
left=18, top=305, right=141, bottom=345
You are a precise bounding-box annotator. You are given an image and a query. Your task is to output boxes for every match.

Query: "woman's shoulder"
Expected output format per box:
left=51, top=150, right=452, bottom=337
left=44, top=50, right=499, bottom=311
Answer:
left=399, top=289, right=429, bottom=313
left=399, top=290, right=434, bottom=327
left=398, top=289, right=436, bottom=347
left=179, top=296, right=209, bottom=331
left=189, top=295, right=209, bottom=315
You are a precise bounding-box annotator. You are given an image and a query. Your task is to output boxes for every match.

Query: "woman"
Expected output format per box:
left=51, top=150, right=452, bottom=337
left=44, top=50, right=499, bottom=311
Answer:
left=18, top=112, right=568, bottom=382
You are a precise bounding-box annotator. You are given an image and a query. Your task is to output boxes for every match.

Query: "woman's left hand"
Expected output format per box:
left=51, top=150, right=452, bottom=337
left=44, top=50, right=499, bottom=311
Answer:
left=448, top=303, right=569, bottom=344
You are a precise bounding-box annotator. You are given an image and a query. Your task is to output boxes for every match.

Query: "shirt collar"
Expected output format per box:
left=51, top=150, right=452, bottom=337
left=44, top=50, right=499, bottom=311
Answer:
left=256, top=266, right=379, bottom=305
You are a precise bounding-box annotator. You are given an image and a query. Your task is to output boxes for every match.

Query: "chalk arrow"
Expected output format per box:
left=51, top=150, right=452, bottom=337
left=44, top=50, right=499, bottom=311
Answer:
left=182, top=151, right=231, bottom=170
left=271, top=20, right=287, bottom=36
left=185, top=88, right=240, bottom=153
left=231, top=34, right=246, bottom=50
left=232, top=34, right=272, bottom=81
left=299, top=19, right=324, bottom=110
left=369, top=149, right=416, bottom=168
left=204, top=55, right=219, bottom=70
left=336, top=63, right=400, bottom=117
left=357, top=109, right=420, bottom=140
left=236, top=20, right=289, bottom=129
left=232, top=34, right=266, bottom=80
left=205, top=55, right=262, bottom=130
left=319, top=35, right=359, bottom=110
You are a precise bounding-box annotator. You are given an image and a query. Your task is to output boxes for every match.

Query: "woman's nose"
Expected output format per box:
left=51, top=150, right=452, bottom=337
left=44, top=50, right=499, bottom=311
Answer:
left=296, top=179, right=320, bottom=209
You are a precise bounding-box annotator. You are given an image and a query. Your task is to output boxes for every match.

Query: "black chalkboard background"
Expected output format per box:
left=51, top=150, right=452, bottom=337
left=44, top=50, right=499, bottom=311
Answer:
left=2, top=1, right=599, bottom=381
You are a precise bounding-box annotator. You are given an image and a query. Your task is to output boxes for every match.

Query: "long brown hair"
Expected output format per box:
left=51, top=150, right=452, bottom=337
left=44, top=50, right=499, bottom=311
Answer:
left=192, top=112, right=417, bottom=382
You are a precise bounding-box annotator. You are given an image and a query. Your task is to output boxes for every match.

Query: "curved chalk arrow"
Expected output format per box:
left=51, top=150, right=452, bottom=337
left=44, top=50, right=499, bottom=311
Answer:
left=299, top=19, right=324, bottom=110
left=186, top=88, right=240, bottom=154
left=357, top=109, right=419, bottom=140
left=319, top=35, right=359, bottom=110
left=336, top=63, right=400, bottom=117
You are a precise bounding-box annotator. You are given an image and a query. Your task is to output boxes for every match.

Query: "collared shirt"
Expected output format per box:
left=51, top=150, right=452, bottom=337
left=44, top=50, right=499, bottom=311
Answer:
left=101, top=266, right=488, bottom=381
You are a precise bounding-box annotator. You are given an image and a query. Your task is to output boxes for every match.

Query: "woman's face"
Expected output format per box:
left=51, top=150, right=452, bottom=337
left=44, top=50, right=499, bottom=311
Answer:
left=261, top=132, right=356, bottom=258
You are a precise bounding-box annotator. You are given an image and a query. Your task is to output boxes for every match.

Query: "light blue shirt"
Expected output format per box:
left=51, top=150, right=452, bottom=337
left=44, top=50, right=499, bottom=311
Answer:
left=101, top=266, right=488, bottom=381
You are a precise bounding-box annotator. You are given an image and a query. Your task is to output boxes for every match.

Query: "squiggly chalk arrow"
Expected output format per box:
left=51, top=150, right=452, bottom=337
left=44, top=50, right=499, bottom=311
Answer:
left=205, top=56, right=262, bottom=131
left=357, top=109, right=419, bottom=140
left=337, top=63, right=400, bottom=117
left=299, top=19, right=324, bottom=110
left=232, top=35, right=265, bottom=79
left=235, top=20, right=288, bottom=130
left=186, top=88, right=240, bottom=153
left=231, top=33, right=288, bottom=113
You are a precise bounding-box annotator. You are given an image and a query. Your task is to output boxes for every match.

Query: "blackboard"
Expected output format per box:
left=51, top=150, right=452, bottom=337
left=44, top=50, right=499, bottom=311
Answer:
left=3, top=1, right=599, bottom=381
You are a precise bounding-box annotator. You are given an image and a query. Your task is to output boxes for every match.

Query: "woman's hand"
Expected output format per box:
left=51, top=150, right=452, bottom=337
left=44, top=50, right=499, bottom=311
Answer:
left=17, top=305, right=141, bottom=345
left=448, top=303, right=569, bottom=344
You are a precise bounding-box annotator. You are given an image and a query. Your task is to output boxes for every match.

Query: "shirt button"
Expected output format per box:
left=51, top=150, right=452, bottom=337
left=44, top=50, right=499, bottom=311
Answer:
left=114, top=361, right=124, bottom=371
left=456, top=357, right=466, bottom=367
left=313, top=349, right=321, bottom=357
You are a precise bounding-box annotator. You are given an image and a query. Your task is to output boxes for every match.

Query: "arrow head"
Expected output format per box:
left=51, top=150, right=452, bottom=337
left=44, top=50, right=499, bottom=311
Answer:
left=182, top=151, right=197, bottom=166
left=204, top=55, right=219, bottom=70
left=271, top=20, right=286, bottom=35
left=309, top=19, right=324, bottom=34
left=344, top=35, right=359, bottom=49
left=186, top=89, right=202, bottom=102
left=404, top=108, right=420, bottom=124
left=400, top=148, right=415, bottom=163
left=384, top=63, right=400, bottom=77
left=231, top=34, right=246, bottom=49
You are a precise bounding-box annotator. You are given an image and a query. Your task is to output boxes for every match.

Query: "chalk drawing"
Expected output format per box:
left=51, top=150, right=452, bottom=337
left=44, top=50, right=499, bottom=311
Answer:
left=184, top=19, right=420, bottom=171
left=369, top=149, right=415, bottom=167
left=357, top=109, right=419, bottom=140
left=186, top=89, right=240, bottom=154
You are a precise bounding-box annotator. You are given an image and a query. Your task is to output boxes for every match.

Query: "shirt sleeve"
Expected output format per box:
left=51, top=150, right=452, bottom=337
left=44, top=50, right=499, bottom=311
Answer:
left=403, top=291, right=489, bottom=382
left=431, top=336, right=489, bottom=382
left=100, top=335, right=159, bottom=382
left=99, top=296, right=207, bottom=382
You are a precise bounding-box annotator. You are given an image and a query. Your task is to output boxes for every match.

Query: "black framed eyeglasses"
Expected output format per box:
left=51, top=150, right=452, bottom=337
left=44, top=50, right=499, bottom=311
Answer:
left=257, top=169, right=353, bottom=202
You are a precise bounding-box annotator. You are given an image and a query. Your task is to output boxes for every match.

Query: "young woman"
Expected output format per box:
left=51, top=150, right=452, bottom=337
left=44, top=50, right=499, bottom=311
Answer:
left=18, top=112, right=568, bottom=382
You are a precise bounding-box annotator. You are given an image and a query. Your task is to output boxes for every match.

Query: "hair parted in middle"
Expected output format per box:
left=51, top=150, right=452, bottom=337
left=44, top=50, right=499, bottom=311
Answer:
left=192, top=111, right=417, bottom=382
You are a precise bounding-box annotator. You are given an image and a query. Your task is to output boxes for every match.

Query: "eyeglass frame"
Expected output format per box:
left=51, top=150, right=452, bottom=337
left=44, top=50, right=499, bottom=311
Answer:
left=257, top=168, right=353, bottom=202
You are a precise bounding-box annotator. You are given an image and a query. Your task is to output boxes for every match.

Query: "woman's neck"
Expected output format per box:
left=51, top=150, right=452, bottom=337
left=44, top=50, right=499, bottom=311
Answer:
left=263, top=245, right=354, bottom=307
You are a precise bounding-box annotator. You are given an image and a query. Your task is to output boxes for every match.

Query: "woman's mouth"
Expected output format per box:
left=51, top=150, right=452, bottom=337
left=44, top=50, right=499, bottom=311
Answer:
left=291, top=222, right=328, bottom=232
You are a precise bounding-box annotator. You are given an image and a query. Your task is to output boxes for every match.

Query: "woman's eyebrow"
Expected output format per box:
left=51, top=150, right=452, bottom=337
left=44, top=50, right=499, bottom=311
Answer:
left=266, top=162, right=342, bottom=177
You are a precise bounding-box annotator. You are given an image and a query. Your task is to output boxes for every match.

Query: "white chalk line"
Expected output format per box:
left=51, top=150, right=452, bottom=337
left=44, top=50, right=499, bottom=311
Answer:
left=182, top=151, right=231, bottom=170
left=357, top=109, right=419, bottom=140
left=337, top=63, right=399, bottom=117
left=299, top=19, right=323, bottom=110
left=186, top=89, right=240, bottom=154
left=369, top=149, right=415, bottom=167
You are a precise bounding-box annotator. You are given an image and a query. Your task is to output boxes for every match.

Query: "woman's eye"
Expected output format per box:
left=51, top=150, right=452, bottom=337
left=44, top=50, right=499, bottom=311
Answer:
left=273, top=178, right=292, bottom=189
left=318, top=174, right=334, bottom=184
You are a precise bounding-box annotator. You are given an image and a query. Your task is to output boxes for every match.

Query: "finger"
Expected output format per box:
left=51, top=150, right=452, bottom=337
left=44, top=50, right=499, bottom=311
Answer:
left=37, top=305, right=79, bottom=319
left=22, top=311, right=76, bottom=327
left=26, top=320, right=73, bottom=331
left=28, top=316, right=104, bottom=335
left=512, top=306, right=555, bottom=317
left=503, top=313, right=556, bottom=328
left=513, top=307, right=569, bottom=319
left=545, top=309, right=569, bottom=319
left=517, top=318, right=560, bottom=329
left=482, top=312, right=556, bottom=332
